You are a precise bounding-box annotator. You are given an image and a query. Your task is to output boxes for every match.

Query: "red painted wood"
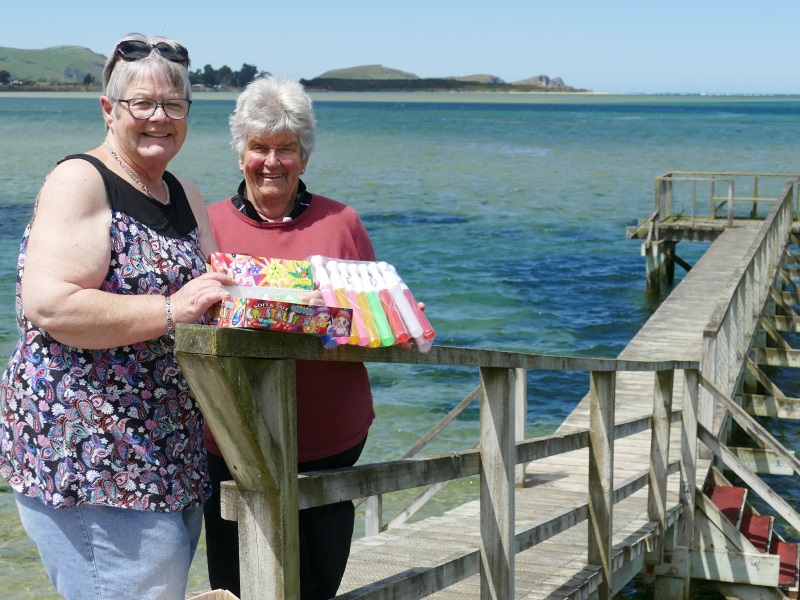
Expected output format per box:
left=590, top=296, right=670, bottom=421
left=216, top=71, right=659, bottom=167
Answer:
left=769, top=540, right=798, bottom=588
left=740, top=514, right=772, bottom=553
left=706, top=485, right=746, bottom=527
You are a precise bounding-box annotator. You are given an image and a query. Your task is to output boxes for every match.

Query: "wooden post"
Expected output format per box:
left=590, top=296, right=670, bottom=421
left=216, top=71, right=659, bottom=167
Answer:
left=479, top=367, right=515, bottom=600
left=654, top=374, right=698, bottom=600
left=364, top=495, right=383, bottom=537
left=646, top=240, right=663, bottom=292
left=513, top=368, right=528, bottom=487
left=726, top=180, right=735, bottom=228
left=588, top=370, right=615, bottom=600
left=176, top=353, right=300, bottom=600
left=672, top=368, right=700, bottom=600
left=646, top=369, right=673, bottom=566
left=662, top=242, right=676, bottom=285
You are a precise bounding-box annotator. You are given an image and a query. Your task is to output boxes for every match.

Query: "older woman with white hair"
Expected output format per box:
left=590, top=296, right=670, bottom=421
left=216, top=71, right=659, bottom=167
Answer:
left=205, top=76, right=377, bottom=599
left=0, top=33, right=232, bottom=600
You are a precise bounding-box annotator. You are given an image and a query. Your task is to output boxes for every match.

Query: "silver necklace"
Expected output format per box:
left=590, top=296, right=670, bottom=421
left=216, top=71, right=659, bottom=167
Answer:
left=103, top=142, right=170, bottom=205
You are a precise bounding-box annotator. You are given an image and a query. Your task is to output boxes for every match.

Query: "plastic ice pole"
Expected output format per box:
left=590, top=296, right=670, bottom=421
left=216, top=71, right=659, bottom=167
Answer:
left=345, top=263, right=381, bottom=348
left=367, top=263, right=410, bottom=344
left=377, top=263, right=423, bottom=339
left=326, top=260, right=365, bottom=346
left=309, top=255, right=338, bottom=307
left=382, top=262, right=435, bottom=340
left=378, top=263, right=432, bottom=352
left=307, top=256, right=339, bottom=349
left=356, top=263, right=395, bottom=346
left=331, top=261, right=369, bottom=346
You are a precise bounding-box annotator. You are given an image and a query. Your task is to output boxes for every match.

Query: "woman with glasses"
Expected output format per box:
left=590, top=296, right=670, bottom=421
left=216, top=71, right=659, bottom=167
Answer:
left=0, top=33, right=232, bottom=600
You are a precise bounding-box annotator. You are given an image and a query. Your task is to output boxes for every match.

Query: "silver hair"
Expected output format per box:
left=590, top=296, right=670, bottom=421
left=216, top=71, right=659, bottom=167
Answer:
left=229, top=76, right=316, bottom=160
left=102, top=33, right=192, bottom=103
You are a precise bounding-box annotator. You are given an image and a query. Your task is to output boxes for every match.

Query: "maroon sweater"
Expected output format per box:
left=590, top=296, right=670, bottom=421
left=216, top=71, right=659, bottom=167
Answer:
left=206, top=194, right=376, bottom=462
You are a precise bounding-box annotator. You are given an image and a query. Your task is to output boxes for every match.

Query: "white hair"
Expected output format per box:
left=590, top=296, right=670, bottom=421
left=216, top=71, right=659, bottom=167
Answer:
left=229, top=76, right=316, bottom=160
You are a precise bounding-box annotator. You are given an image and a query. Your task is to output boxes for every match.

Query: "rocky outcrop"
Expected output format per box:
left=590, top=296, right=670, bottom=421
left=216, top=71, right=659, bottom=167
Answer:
left=512, top=75, right=569, bottom=89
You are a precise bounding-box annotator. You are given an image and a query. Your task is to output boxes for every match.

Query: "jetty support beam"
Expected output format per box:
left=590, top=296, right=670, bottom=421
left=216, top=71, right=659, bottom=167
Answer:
left=588, top=370, right=615, bottom=600
left=176, top=352, right=300, bottom=600
left=479, top=367, right=516, bottom=599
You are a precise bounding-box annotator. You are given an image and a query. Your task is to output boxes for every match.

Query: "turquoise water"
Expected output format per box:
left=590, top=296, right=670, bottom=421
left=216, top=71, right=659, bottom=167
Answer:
left=2, top=92, right=800, bottom=598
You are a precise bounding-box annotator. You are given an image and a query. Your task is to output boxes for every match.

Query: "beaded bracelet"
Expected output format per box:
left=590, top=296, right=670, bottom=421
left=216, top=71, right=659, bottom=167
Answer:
left=165, top=296, right=175, bottom=337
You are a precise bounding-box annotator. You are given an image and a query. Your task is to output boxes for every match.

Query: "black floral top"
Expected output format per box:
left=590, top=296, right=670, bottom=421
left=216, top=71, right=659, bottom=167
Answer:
left=0, top=154, right=211, bottom=511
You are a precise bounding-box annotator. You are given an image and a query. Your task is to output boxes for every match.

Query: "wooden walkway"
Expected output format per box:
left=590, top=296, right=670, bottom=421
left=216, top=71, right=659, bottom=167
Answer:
left=336, top=225, right=763, bottom=599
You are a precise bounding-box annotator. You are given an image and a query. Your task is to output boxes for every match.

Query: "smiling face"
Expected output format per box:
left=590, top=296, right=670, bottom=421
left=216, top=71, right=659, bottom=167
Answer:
left=239, top=131, right=309, bottom=221
left=102, top=71, right=188, bottom=173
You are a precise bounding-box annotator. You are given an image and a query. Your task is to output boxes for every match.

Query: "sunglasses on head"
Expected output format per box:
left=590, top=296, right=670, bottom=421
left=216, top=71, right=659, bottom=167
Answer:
left=114, top=40, right=189, bottom=64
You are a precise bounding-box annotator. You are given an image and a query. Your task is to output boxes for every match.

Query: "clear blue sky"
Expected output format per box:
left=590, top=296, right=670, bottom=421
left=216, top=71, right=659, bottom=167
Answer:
left=4, top=0, right=799, bottom=94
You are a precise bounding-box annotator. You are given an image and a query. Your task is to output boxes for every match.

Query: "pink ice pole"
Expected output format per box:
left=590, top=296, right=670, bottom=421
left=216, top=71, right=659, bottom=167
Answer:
left=327, top=260, right=367, bottom=346
left=310, top=255, right=339, bottom=307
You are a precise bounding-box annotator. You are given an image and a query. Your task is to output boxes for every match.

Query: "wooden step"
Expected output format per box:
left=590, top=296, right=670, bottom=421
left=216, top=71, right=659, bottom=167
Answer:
left=769, top=539, right=800, bottom=588
left=706, top=485, right=746, bottom=528
left=740, top=514, right=773, bottom=553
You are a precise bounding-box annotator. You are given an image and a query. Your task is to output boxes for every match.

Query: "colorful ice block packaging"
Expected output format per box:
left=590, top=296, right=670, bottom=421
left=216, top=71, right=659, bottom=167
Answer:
left=206, top=252, right=351, bottom=340
left=308, top=255, right=435, bottom=352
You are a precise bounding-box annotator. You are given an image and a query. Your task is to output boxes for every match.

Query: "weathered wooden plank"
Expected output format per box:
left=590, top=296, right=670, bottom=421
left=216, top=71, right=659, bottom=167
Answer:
left=741, top=394, right=800, bottom=419
left=588, top=370, right=615, bottom=600
left=295, top=414, right=670, bottom=510
left=757, top=347, right=800, bottom=369
left=175, top=353, right=300, bottom=600
left=702, top=376, right=800, bottom=477
left=514, top=368, right=528, bottom=488
left=725, top=447, right=795, bottom=475
left=337, top=550, right=481, bottom=599
left=175, top=324, right=698, bottom=373
left=647, top=369, right=674, bottom=565
left=689, top=548, right=780, bottom=586
left=695, top=493, right=754, bottom=554
left=699, top=426, right=800, bottom=534
left=479, top=367, right=515, bottom=599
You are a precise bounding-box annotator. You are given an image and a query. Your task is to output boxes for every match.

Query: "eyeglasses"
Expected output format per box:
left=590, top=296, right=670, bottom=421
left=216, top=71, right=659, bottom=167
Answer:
left=114, top=40, right=189, bottom=64
left=118, top=98, right=192, bottom=120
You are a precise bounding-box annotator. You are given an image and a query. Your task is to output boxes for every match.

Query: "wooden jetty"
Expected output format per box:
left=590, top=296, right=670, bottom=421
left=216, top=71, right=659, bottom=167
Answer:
left=177, top=172, right=800, bottom=599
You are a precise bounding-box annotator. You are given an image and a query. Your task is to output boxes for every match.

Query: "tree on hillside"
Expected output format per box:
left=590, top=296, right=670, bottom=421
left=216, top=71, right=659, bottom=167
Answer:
left=188, top=63, right=269, bottom=88
left=217, top=65, right=233, bottom=86
left=199, top=64, right=219, bottom=87
left=0, top=70, right=10, bottom=85
left=83, top=73, right=95, bottom=85
left=231, top=63, right=259, bottom=87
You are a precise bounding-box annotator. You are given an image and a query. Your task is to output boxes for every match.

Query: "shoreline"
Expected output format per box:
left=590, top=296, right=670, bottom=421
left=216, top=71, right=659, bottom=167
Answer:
left=2, top=90, right=800, bottom=105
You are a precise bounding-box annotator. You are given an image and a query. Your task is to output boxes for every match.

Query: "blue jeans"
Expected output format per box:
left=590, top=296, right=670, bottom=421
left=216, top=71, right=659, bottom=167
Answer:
left=14, top=492, right=203, bottom=600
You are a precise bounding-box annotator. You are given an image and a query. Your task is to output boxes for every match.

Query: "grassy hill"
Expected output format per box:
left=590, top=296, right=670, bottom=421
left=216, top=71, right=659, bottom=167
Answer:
left=315, top=64, right=419, bottom=80
left=308, top=64, right=584, bottom=92
left=0, top=46, right=105, bottom=83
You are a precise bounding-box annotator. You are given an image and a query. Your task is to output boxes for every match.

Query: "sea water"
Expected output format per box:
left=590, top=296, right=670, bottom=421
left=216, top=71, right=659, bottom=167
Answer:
left=2, top=91, right=800, bottom=598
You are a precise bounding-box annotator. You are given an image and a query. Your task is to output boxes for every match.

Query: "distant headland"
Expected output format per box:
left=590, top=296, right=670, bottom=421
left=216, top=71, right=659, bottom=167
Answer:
left=0, top=45, right=587, bottom=93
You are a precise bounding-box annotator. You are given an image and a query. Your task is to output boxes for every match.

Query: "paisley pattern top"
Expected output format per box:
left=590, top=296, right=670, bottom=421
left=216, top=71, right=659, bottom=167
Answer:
left=0, top=154, right=211, bottom=511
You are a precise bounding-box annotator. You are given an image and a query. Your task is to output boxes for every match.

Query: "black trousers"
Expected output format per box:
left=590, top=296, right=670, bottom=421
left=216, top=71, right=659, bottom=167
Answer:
left=204, top=436, right=367, bottom=600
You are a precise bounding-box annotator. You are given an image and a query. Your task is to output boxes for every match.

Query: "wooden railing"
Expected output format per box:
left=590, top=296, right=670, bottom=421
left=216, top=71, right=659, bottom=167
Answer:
left=175, top=330, right=699, bottom=599
left=700, top=181, right=795, bottom=439
left=653, top=171, right=800, bottom=232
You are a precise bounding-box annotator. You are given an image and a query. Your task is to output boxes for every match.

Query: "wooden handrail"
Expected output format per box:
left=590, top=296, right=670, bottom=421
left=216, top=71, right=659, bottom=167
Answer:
left=177, top=325, right=697, bottom=372
left=176, top=326, right=702, bottom=600
left=295, top=411, right=682, bottom=509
